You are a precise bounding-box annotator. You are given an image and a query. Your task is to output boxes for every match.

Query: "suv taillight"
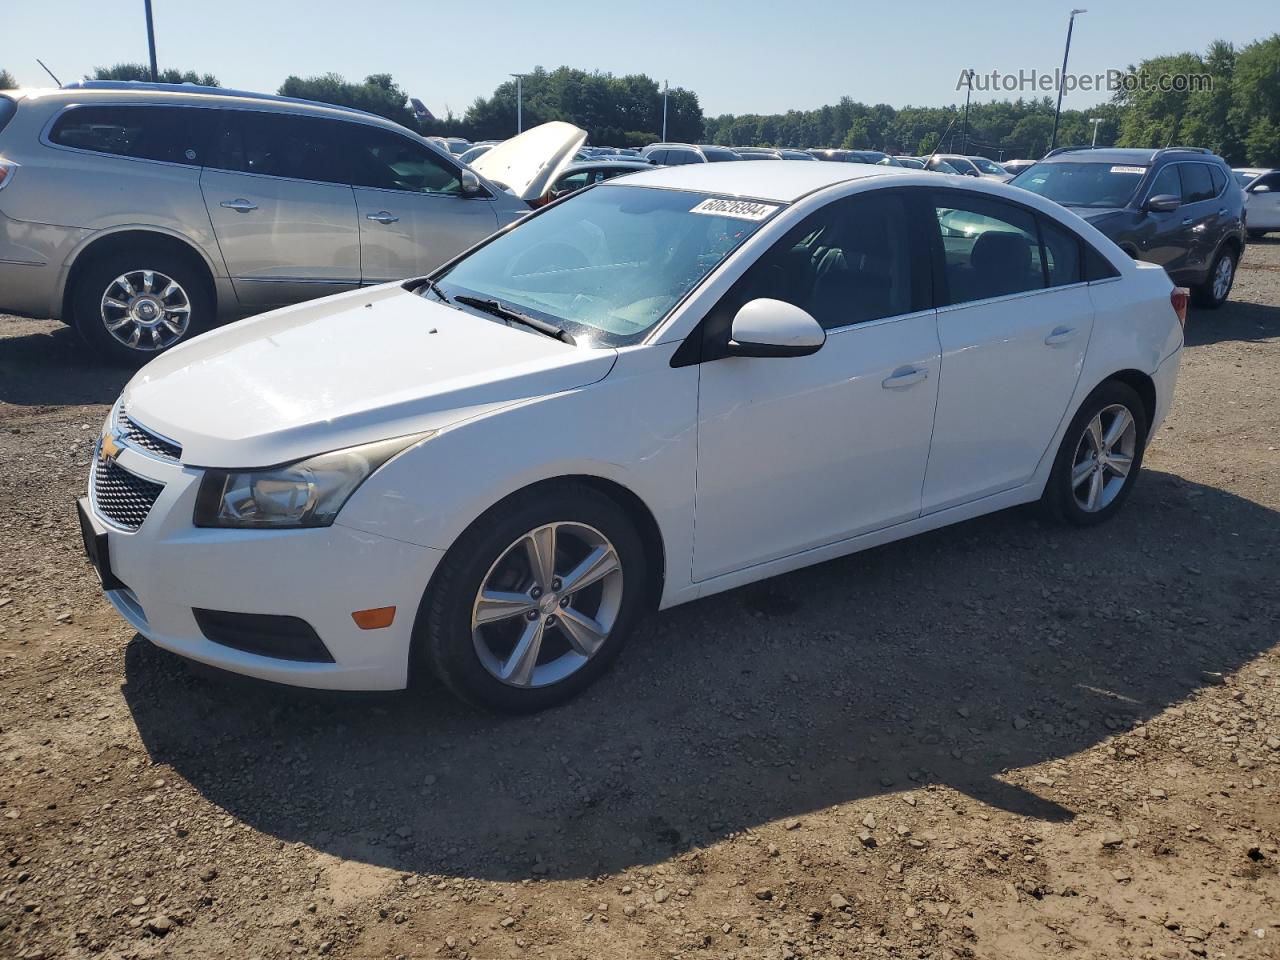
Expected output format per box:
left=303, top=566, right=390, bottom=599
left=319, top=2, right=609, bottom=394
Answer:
left=0, top=158, right=17, bottom=191
left=1171, top=287, right=1189, bottom=328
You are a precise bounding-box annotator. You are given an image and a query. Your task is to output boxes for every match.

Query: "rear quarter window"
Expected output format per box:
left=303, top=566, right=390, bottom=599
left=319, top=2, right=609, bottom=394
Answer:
left=49, top=104, right=211, bottom=165
left=0, top=96, right=16, bottom=138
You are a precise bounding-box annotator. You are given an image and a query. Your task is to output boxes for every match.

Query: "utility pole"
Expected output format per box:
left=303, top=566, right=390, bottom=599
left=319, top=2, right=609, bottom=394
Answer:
left=961, top=69, right=974, bottom=154
left=1090, top=117, right=1103, bottom=146
left=662, top=80, right=669, bottom=142
left=1050, top=8, right=1087, bottom=151
left=143, top=0, right=159, bottom=82
left=510, top=73, right=524, bottom=134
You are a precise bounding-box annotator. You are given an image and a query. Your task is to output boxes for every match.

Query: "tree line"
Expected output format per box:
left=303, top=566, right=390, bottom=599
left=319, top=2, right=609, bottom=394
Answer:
left=2, top=34, right=1275, bottom=165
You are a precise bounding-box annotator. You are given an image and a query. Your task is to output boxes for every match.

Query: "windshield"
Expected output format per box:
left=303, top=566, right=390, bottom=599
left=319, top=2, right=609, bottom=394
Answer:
left=969, top=156, right=1005, bottom=175
left=431, top=185, right=781, bottom=347
left=1011, top=161, right=1146, bottom=209
left=1233, top=171, right=1257, bottom=189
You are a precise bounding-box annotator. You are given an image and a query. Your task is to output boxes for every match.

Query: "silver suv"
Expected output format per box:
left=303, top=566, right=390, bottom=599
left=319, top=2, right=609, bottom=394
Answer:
left=0, top=82, right=583, bottom=362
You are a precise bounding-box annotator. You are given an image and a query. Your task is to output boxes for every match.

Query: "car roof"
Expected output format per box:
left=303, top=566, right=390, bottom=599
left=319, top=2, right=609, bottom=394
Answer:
left=560, top=160, right=652, bottom=172
left=11, top=83, right=418, bottom=135
left=605, top=159, right=914, bottom=202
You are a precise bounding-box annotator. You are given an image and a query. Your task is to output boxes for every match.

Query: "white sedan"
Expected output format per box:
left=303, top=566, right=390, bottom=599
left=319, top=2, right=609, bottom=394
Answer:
left=79, top=162, right=1185, bottom=712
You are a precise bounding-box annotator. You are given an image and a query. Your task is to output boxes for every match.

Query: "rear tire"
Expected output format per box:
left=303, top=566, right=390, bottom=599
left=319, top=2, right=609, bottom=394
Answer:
left=1189, top=246, right=1237, bottom=309
left=1042, top=381, right=1148, bottom=527
left=416, top=484, right=649, bottom=713
left=71, top=246, right=213, bottom=365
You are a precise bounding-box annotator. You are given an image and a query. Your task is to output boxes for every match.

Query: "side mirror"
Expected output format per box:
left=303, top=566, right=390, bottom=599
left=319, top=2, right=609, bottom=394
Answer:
left=1146, top=194, right=1180, bottom=213
left=727, top=298, right=825, bottom=358
left=1251, top=184, right=1272, bottom=194
left=460, top=169, right=482, bottom=196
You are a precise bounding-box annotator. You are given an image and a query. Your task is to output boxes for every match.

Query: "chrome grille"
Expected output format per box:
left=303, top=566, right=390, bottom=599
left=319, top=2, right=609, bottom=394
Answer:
left=119, top=410, right=182, bottom=462
left=92, top=459, right=165, bottom=530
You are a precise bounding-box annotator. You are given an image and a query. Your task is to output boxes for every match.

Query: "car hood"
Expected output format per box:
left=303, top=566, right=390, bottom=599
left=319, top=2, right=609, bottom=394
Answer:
left=469, top=121, right=587, bottom=202
left=1078, top=206, right=1128, bottom=222
left=121, top=285, right=617, bottom=468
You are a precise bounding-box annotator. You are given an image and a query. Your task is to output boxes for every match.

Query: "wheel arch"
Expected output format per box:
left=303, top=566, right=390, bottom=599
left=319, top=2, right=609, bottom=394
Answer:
left=407, top=472, right=669, bottom=685
left=1101, top=368, right=1157, bottom=433
left=60, top=228, right=219, bottom=324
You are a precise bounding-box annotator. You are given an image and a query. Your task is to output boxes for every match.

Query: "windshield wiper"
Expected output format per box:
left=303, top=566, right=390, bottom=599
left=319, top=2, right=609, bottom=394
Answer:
left=419, top=278, right=450, bottom=303
left=453, top=295, right=576, bottom=345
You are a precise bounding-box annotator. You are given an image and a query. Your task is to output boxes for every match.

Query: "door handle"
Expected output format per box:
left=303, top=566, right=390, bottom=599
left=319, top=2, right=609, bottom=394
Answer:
left=1181, top=217, right=1194, bottom=225
left=882, top=366, right=928, bottom=389
left=366, top=211, right=399, bottom=224
left=1044, top=326, right=1078, bottom=346
left=219, top=198, right=258, bottom=212
left=1217, top=208, right=1227, bottom=215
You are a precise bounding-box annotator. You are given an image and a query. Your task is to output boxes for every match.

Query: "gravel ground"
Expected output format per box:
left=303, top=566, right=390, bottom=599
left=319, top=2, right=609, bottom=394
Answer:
left=2, top=242, right=1279, bottom=960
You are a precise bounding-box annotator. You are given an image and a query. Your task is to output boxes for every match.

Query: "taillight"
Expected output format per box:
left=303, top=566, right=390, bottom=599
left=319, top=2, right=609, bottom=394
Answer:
left=1170, top=287, right=1189, bottom=328
left=0, top=158, right=17, bottom=191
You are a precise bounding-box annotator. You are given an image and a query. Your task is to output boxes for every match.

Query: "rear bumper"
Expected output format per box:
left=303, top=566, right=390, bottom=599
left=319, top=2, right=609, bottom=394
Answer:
left=1150, top=345, right=1181, bottom=437
left=89, top=442, right=444, bottom=691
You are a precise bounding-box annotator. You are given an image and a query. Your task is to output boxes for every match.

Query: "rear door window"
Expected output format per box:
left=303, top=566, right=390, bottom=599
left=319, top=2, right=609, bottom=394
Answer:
left=1179, top=163, right=1217, bottom=204
left=209, top=110, right=348, bottom=185
left=932, top=194, right=1045, bottom=303
left=1038, top=217, right=1083, bottom=287
left=49, top=104, right=212, bottom=165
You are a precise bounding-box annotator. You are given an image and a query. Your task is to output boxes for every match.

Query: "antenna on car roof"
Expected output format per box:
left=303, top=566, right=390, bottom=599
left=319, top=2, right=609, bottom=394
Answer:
left=36, top=58, right=62, bottom=86
left=925, top=113, right=961, bottom=167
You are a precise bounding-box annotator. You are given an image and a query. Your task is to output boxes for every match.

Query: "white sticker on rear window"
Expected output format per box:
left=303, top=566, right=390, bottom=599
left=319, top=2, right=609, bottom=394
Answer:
left=689, top=198, right=780, bottom=221
left=1110, top=165, right=1146, bottom=175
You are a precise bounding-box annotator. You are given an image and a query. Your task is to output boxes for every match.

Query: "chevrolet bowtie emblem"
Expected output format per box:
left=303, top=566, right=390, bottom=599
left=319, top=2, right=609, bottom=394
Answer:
left=100, top=431, right=122, bottom=463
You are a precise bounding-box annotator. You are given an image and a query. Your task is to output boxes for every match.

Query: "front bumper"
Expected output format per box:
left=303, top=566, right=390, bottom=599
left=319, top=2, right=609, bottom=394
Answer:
left=87, top=442, right=444, bottom=690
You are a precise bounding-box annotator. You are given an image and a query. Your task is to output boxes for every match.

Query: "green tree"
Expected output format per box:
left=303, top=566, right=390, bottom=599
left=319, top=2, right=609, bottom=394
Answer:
left=1230, top=34, right=1280, bottom=165
left=278, top=73, right=416, bottom=128
left=89, top=63, right=219, bottom=86
left=0, top=69, right=16, bottom=89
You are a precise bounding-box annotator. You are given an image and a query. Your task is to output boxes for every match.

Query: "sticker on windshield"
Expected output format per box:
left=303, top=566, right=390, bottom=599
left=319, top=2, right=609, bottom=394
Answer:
left=689, top=198, right=780, bottom=221
left=1110, top=165, right=1146, bottom=175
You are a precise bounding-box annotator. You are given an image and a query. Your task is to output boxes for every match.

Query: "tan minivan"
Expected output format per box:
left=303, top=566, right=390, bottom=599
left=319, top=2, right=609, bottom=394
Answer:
left=0, top=82, right=584, bottom=362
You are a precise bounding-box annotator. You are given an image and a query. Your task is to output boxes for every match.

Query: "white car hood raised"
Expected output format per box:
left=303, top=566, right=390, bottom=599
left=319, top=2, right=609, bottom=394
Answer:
left=469, top=121, right=587, bottom=202
left=122, top=285, right=616, bottom=467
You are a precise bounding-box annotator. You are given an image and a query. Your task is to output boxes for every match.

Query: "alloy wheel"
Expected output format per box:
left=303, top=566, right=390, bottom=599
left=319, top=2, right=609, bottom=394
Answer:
left=1070, top=403, right=1137, bottom=513
left=471, top=522, right=624, bottom=688
left=1212, top=254, right=1234, bottom=302
left=100, top=269, right=192, bottom=351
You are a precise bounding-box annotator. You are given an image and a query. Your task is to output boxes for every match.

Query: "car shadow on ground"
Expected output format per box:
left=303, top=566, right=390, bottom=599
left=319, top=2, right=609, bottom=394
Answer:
left=122, top=470, right=1280, bottom=882
left=0, top=322, right=132, bottom=406
left=1184, top=295, right=1280, bottom=348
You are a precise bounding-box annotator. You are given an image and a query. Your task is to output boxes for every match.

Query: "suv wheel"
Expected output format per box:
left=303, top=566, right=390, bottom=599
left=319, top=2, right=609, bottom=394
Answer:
left=72, top=248, right=212, bottom=365
left=417, top=484, right=649, bottom=713
left=1190, top=246, right=1237, bottom=309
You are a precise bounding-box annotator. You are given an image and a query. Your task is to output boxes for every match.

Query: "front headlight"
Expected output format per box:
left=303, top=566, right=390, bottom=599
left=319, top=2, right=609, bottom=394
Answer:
left=193, top=433, right=430, bottom=529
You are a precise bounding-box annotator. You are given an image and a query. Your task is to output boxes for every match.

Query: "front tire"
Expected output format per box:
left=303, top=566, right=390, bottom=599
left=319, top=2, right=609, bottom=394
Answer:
left=71, top=247, right=213, bottom=365
left=1190, top=246, right=1237, bottom=309
left=1043, top=381, right=1148, bottom=527
left=417, top=484, right=649, bottom=712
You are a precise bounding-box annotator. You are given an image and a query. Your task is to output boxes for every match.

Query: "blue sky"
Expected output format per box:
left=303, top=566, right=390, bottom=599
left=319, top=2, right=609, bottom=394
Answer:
left=5, top=0, right=1277, bottom=117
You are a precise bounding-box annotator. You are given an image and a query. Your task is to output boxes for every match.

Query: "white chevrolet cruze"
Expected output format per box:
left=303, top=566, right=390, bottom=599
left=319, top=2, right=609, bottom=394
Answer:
left=79, top=162, right=1185, bottom=712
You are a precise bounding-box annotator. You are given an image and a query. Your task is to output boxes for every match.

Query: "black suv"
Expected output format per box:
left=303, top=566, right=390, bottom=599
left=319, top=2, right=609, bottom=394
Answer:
left=1011, top=147, right=1246, bottom=308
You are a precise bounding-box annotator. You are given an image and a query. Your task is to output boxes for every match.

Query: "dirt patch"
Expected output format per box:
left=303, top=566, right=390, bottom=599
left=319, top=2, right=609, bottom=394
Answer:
left=3, top=242, right=1279, bottom=959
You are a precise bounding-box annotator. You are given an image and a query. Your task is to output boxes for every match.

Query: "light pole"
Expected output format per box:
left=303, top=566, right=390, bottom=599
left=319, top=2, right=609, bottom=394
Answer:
left=1049, top=8, right=1087, bottom=152
left=143, top=0, right=159, bottom=82
left=662, top=80, right=669, bottom=142
left=1090, top=116, right=1103, bottom=146
left=961, top=69, right=974, bottom=154
left=510, top=73, right=525, bottom=134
